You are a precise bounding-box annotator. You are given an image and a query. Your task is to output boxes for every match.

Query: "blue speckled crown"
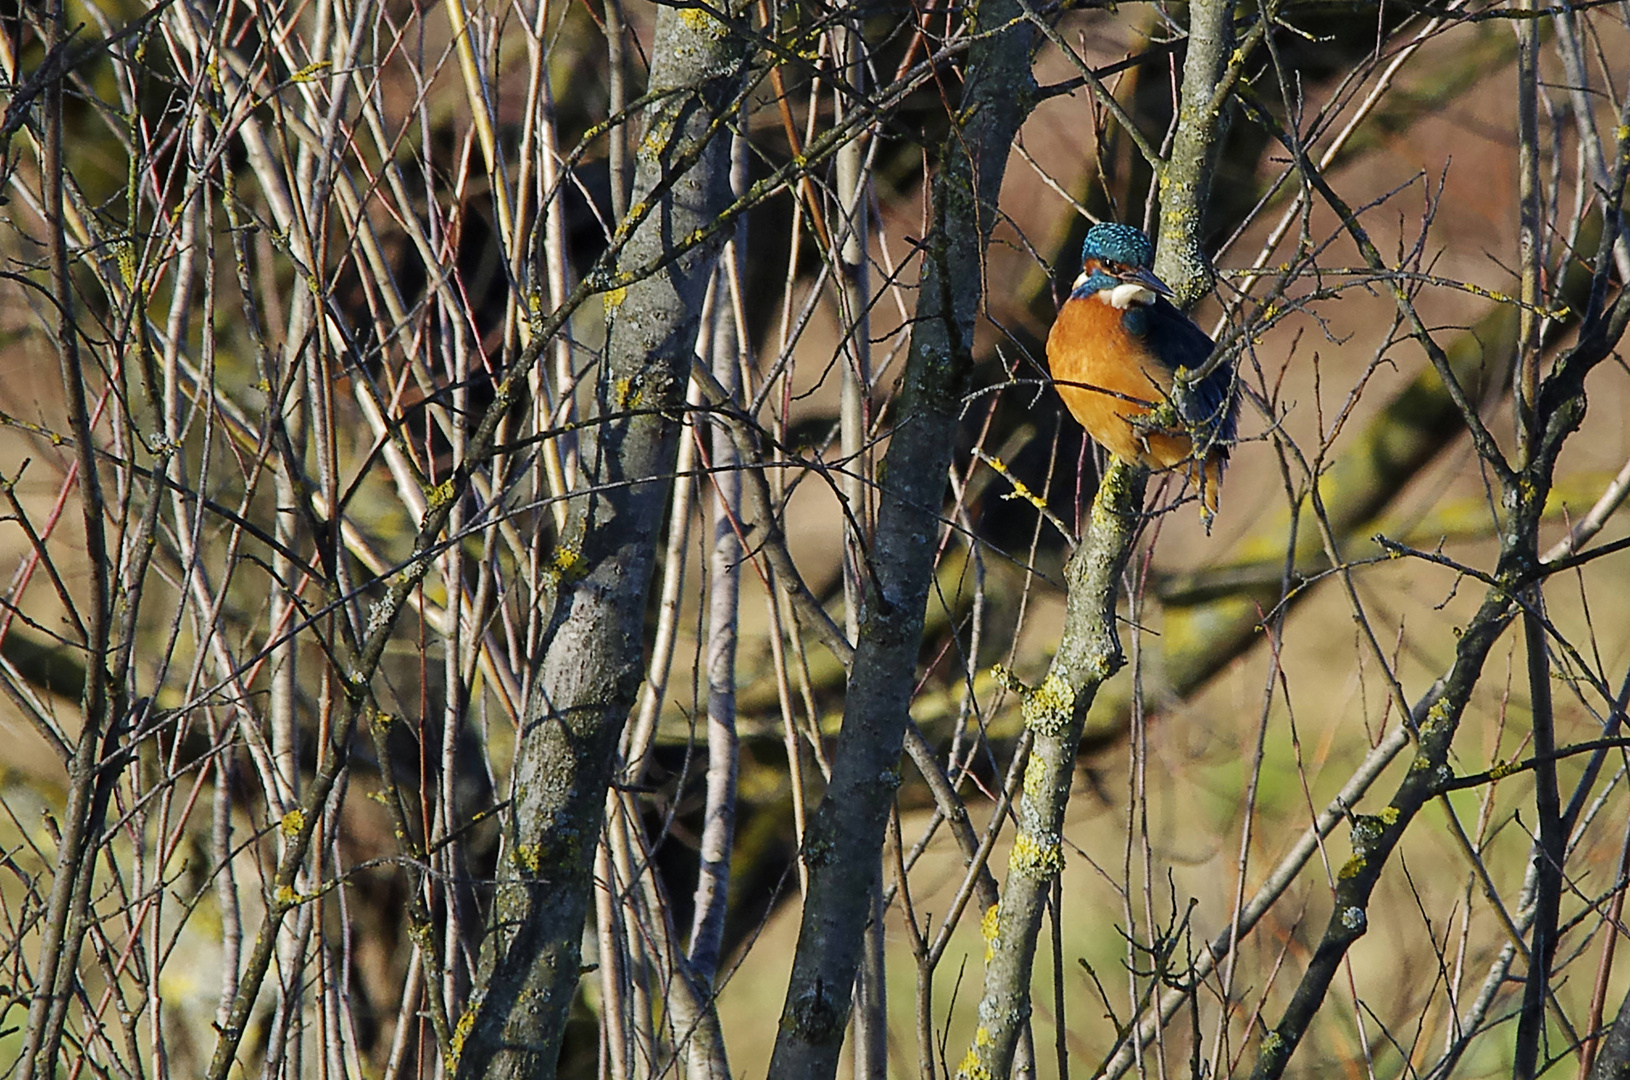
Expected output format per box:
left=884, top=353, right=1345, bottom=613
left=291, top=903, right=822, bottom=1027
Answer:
left=1082, top=222, right=1155, bottom=269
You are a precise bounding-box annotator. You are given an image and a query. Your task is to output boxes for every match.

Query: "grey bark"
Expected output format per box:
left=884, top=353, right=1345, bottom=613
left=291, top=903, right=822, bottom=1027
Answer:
left=453, top=7, right=751, bottom=1077
left=953, top=4, right=1242, bottom=1072
left=1154, top=0, right=1234, bottom=305
left=832, top=30, right=886, bottom=1076
left=954, top=461, right=1147, bottom=1080
left=836, top=18, right=872, bottom=649
left=765, top=5, right=1037, bottom=1076
left=1590, top=983, right=1630, bottom=1080
left=690, top=240, right=744, bottom=986
left=18, top=6, right=116, bottom=1075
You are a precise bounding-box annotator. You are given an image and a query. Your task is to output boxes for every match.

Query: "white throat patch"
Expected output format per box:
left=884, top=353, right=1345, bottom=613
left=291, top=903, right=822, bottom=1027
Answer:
left=1075, top=272, right=1156, bottom=309
left=1100, top=282, right=1156, bottom=309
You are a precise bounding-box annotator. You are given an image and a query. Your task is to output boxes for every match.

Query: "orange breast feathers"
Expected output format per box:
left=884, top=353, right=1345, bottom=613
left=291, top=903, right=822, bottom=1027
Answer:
left=1047, top=297, right=1182, bottom=466
left=1047, top=296, right=1224, bottom=512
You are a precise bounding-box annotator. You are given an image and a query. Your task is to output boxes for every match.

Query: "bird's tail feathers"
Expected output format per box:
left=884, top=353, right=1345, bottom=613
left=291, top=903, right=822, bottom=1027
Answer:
left=1197, top=453, right=1224, bottom=534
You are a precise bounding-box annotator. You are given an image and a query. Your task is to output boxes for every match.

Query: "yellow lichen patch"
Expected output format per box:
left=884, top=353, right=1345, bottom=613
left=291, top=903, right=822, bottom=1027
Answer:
left=280, top=809, right=305, bottom=838
left=1379, top=806, right=1400, bottom=826
left=549, top=543, right=583, bottom=581
left=989, top=664, right=1026, bottom=696
left=1022, top=672, right=1075, bottom=737
left=450, top=1004, right=478, bottom=1065
left=981, top=902, right=1001, bottom=962
left=637, top=125, right=670, bottom=160
left=291, top=60, right=331, bottom=83
left=1009, top=832, right=1064, bottom=878
left=512, top=843, right=542, bottom=873
left=425, top=478, right=457, bottom=510
left=603, top=285, right=627, bottom=311
left=116, top=242, right=136, bottom=289
left=1338, top=854, right=1366, bottom=880
left=678, top=6, right=722, bottom=33
left=1419, top=699, right=1453, bottom=739
left=956, top=1047, right=992, bottom=1080
left=276, top=884, right=300, bottom=908
left=985, top=454, right=1052, bottom=512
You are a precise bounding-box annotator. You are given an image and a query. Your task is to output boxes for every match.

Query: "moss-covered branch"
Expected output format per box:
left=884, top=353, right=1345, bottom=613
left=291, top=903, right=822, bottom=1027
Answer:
left=765, top=3, right=1038, bottom=1075
left=954, top=461, right=1147, bottom=1080
left=451, top=6, right=753, bottom=1078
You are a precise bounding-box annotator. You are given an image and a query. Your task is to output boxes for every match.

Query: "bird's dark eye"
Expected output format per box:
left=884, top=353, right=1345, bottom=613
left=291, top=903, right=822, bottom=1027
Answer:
left=1103, top=260, right=1123, bottom=274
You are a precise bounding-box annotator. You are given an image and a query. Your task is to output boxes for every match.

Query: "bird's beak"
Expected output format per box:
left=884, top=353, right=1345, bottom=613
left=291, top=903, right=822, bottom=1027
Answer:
left=1120, top=265, right=1174, bottom=298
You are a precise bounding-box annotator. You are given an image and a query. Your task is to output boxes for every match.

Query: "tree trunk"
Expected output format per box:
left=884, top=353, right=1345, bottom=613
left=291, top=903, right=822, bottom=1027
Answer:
left=453, top=6, right=751, bottom=1077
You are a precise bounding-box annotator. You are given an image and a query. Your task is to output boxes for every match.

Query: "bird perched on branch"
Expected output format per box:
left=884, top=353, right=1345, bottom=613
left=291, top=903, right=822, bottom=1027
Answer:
left=1047, top=222, right=1237, bottom=527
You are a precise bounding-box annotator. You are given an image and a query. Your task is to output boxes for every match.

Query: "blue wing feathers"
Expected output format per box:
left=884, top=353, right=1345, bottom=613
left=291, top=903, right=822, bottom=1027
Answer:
left=1123, top=298, right=1237, bottom=446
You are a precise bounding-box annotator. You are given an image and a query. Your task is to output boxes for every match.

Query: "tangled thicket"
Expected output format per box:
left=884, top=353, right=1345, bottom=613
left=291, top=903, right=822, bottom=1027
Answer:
left=0, top=1, right=1628, bottom=1078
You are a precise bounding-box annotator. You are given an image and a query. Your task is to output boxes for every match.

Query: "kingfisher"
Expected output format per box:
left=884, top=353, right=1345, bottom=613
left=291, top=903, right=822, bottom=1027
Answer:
left=1047, top=222, right=1237, bottom=526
